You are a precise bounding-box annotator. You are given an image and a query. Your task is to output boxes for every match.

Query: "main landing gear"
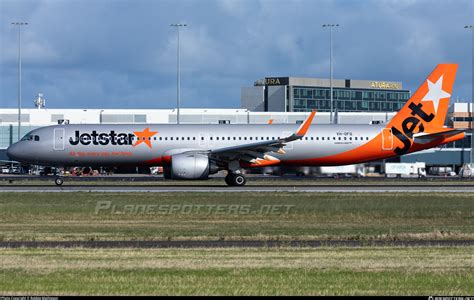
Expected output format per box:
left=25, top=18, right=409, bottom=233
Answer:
left=225, top=173, right=247, bottom=186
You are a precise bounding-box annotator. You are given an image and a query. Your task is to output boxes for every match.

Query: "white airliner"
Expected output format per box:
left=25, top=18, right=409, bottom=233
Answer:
left=7, top=64, right=465, bottom=186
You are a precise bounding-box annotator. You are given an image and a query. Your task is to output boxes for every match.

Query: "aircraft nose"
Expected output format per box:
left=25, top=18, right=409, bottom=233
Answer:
left=6, top=143, right=22, bottom=162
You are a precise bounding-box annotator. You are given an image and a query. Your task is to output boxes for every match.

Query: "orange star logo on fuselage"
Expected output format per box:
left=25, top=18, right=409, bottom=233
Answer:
left=133, top=128, right=158, bottom=148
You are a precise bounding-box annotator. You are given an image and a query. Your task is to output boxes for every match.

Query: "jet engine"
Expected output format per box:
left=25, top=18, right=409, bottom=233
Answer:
left=166, top=153, right=219, bottom=179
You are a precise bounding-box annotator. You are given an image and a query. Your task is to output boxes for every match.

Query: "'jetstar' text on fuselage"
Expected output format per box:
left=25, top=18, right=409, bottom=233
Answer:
left=69, top=130, right=134, bottom=146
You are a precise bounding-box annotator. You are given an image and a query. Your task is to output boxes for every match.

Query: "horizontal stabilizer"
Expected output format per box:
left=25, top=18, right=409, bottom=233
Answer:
left=413, top=129, right=465, bottom=144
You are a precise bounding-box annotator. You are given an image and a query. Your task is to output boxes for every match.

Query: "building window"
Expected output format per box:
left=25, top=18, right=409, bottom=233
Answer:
left=294, top=88, right=300, bottom=98
left=375, top=92, right=385, bottom=101
left=362, top=92, right=373, bottom=100
left=344, top=101, right=355, bottom=111
left=134, top=114, right=147, bottom=123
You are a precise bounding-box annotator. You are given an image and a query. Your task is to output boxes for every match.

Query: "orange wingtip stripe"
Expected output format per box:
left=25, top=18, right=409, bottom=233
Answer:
left=296, top=111, right=316, bottom=136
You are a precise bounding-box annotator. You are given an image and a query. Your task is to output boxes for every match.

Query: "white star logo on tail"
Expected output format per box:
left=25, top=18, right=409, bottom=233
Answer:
left=421, top=75, right=451, bottom=114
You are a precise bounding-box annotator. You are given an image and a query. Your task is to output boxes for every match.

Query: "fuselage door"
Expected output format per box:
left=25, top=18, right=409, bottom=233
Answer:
left=53, top=128, right=65, bottom=151
left=382, top=128, right=393, bottom=150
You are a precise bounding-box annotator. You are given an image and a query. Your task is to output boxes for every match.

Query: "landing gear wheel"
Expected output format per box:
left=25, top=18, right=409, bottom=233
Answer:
left=232, top=174, right=246, bottom=186
left=54, top=177, right=64, bottom=186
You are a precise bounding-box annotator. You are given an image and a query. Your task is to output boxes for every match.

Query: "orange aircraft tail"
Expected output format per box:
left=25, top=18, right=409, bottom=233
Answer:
left=386, top=64, right=460, bottom=155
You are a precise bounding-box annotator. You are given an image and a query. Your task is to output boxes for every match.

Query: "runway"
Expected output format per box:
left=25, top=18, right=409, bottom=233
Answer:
left=0, top=239, right=472, bottom=249
left=1, top=184, right=474, bottom=193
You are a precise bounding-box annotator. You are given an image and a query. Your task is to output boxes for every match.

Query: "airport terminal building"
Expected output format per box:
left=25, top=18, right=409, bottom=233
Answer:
left=241, top=76, right=411, bottom=113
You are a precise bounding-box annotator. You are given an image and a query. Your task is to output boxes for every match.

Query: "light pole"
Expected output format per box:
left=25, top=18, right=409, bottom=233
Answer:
left=170, top=23, right=187, bottom=124
left=465, top=25, right=474, bottom=167
left=11, top=22, right=28, bottom=141
left=322, top=24, right=339, bottom=124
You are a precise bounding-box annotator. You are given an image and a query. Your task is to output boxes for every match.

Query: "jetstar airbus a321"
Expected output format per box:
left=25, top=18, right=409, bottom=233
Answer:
left=7, top=64, right=465, bottom=186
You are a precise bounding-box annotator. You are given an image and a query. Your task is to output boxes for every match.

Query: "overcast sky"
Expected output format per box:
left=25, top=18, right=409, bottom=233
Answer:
left=1, top=0, right=473, bottom=109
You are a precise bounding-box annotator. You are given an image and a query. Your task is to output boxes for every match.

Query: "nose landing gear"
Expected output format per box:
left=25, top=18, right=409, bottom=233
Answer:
left=54, top=177, right=64, bottom=186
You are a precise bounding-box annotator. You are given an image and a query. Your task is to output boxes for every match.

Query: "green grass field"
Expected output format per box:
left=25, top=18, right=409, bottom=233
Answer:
left=0, top=247, right=472, bottom=295
left=0, top=191, right=472, bottom=295
left=0, top=192, right=472, bottom=241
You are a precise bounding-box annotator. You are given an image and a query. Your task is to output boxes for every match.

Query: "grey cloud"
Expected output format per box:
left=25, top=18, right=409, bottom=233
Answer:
left=0, top=0, right=473, bottom=109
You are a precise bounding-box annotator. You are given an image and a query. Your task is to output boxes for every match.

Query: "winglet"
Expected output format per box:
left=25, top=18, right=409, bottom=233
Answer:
left=296, top=111, right=316, bottom=136
left=280, top=111, right=316, bottom=143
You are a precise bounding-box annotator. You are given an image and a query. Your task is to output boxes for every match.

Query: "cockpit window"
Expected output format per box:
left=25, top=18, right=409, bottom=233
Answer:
left=21, top=134, right=40, bottom=141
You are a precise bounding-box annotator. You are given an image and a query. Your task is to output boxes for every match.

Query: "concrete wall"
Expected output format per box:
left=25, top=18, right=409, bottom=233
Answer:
left=241, top=86, right=264, bottom=111
left=267, top=86, right=286, bottom=112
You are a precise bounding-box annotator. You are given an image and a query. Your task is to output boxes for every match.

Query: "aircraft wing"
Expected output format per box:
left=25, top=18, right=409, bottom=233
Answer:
left=208, top=111, right=315, bottom=164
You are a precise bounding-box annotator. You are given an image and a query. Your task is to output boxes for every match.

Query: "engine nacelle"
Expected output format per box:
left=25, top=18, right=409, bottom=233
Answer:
left=169, top=153, right=218, bottom=179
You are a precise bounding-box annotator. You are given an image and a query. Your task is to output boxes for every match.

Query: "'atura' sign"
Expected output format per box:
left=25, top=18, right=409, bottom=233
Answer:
left=265, top=77, right=289, bottom=86
left=370, top=81, right=400, bottom=90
